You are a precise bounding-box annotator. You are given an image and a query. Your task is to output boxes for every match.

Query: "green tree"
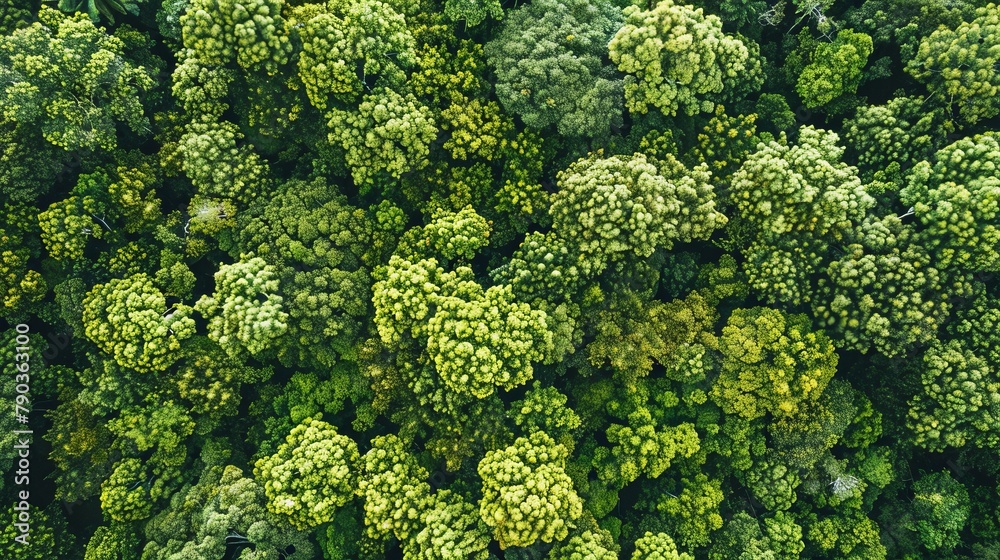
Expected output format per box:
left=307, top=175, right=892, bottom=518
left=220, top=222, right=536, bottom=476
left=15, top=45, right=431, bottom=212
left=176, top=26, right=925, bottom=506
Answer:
left=414, top=490, right=491, bottom=560
left=711, top=307, right=838, bottom=419
left=609, top=0, right=751, bottom=117
left=443, top=0, right=502, bottom=27
left=327, top=86, right=438, bottom=187
left=631, top=532, right=694, bottom=560
left=796, top=29, right=873, bottom=109
left=254, top=417, right=360, bottom=529
left=906, top=3, right=1000, bottom=127
left=900, top=133, right=1000, bottom=273
left=907, top=340, right=1000, bottom=451
left=180, top=0, right=292, bottom=74
left=358, top=434, right=431, bottom=547
left=373, top=255, right=553, bottom=405
left=0, top=222, right=45, bottom=319
left=294, top=0, right=416, bottom=110
left=548, top=529, right=618, bottom=560
left=657, top=473, right=724, bottom=549
left=485, top=0, right=623, bottom=139
left=82, top=273, right=196, bottom=373
left=0, top=504, right=75, bottom=559
left=478, top=431, right=584, bottom=548
left=0, top=7, right=154, bottom=151
left=551, top=152, right=726, bottom=262
left=195, top=256, right=289, bottom=359
left=906, top=471, right=971, bottom=552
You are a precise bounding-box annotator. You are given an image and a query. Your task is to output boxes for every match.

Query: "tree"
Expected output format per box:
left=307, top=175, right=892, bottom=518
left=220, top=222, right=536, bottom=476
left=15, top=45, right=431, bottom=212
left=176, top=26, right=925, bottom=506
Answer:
left=108, top=402, right=195, bottom=484
left=54, top=0, right=143, bottom=25
left=711, top=307, right=838, bottom=419
left=907, top=340, right=1000, bottom=451
left=796, top=29, right=873, bottom=109
left=100, top=458, right=161, bottom=522
left=478, top=431, right=584, bottom=548
left=443, top=0, right=502, bottom=27
left=587, top=290, right=718, bottom=382
left=83, top=522, right=140, bottom=560
left=657, top=473, right=724, bottom=549
left=82, top=273, right=196, bottom=373
left=906, top=471, right=971, bottom=552
left=141, top=465, right=316, bottom=560
left=631, top=532, right=694, bottom=560
left=294, top=0, right=416, bottom=110
left=551, top=152, right=726, bottom=262
left=731, top=126, right=873, bottom=244
left=485, top=0, right=623, bottom=139
left=397, top=205, right=491, bottom=263
left=843, top=96, right=939, bottom=185
left=595, top=408, right=700, bottom=489
left=0, top=504, right=75, bottom=559
left=169, top=119, right=272, bottom=205
left=195, top=256, right=288, bottom=359
left=609, top=0, right=751, bottom=117
left=900, top=133, right=1000, bottom=273
left=372, top=255, right=553, bottom=406
left=906, top=3, right=1000, bottom=127
left=0, top=7, right=154, bottom=151
left=231, top=177, right=375, bottom=368
left=254, top=417, right=360, bottom=529
left=815, top=215, right=956, bottom=357
left=327, top=86, right=438, bottom=187
left=180, top=0, right=292, bottom=74
left=414, top=490, right=492, bottom=560
left=548, top=529, right=618, bottom=560
left=0, top=221, right=45, bottom=319
left=358, top=434, right=431, bottom=548
left=44, top=396, right=116, bottom=502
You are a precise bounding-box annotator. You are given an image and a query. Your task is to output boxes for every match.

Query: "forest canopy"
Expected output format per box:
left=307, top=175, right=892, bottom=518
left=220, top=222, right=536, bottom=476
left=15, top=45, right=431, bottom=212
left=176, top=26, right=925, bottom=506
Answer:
left=2, top=0, right=1000, bottom=558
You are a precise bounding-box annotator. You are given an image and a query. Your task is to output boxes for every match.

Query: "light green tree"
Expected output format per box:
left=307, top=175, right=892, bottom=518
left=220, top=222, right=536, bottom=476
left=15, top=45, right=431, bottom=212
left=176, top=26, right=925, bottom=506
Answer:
left=180, top=0, right=292, bottom=74
left=359, top=434, right=432, bottom=547
left=478, top=431, right=583, bottom=548
left=254, top=417, right=360, bottom=529
left=414, top=490, right=491, bottom=560
left=658, top=473, right=725, bottom=549
left=82, top=273, right=196, bottom=373
left=327, top=87, right=438, bottom=187
left=631, top=532, right=694, bottom=560
left=906, top=3, right=1000, bottom=127
left=294, top=0, right=416, bottom=110
left=712, top=307, right=838, bottom=419
left=551, top=152, right=726, bottom=261
left=609, top=0, right=751, bottom=117
left=900, top=133, right=1000, bottom=273
left=195, top=256, right=288, bottom=358
left=0, top=7, right=154, bottom=151
left=796, top=29, right=873, bottom=108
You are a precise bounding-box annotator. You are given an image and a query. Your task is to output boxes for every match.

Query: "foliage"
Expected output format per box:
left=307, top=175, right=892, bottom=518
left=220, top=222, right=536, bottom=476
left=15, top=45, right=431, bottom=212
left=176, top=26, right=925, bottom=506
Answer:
left=6, top=0, right=1000, bottom=556
left=82, top=273, right=196, bottom=373
left=796, top=29, right=873, bottom=109
left=906, top=3, right=1000, bottom=127
left=195, top=256, right=288, bottom=359
left=478, top=431, right=583, bottom=548
left=609, top=0, right=751, bottom=117
left=254, top=417, right=360, bottom=529
left=486, top=0, right=623, bottom=138
left=0, top=8, right=154, bottom=151
left=712, top=307, right=838, bottom=419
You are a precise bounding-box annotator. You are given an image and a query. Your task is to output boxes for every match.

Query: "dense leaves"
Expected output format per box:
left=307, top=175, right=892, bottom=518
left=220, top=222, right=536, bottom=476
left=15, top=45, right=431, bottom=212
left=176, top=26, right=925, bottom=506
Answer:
left=5, top=0, right=1000, bottom=557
